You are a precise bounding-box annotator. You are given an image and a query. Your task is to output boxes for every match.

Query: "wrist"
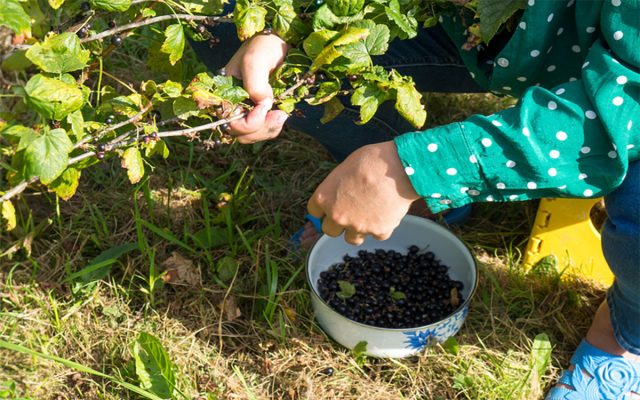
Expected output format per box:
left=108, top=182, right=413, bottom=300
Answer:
left=377, top=141, right=421, bottom=202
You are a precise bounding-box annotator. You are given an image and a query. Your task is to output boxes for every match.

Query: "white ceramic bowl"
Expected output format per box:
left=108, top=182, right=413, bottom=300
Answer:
left=306, top=215, right=477, bottom=358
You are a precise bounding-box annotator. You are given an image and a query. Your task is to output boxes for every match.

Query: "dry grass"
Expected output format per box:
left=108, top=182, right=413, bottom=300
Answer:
left=0, top=93, right=607, bottom=399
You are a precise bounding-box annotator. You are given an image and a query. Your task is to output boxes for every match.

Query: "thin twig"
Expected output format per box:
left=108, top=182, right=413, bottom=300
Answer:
left=74, top=103, right=153, bottom=149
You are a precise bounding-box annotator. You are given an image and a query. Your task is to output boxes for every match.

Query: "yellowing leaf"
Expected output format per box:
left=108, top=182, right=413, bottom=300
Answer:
left=395, top=82, right=426, bottom=129
left=160, top=24, right=185, bottom=66
left=50, top=167, right=81, bottom=201
left=1, top=201, right=16, bottom=231
left=121, top=147, right=145, bottom=184
left=0, top=0, right=31, bottom=35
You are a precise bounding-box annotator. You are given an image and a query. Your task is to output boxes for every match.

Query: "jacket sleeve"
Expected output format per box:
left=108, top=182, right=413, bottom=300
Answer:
left=394, top=34, right=639, bottom=214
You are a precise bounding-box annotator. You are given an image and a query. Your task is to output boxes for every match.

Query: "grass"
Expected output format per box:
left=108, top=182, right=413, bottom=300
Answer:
left=0, top=43, right=609, bottom=399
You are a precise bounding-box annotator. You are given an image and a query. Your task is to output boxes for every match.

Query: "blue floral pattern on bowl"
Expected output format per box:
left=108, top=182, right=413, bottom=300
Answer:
left=403, top=305, right=469, bottom=351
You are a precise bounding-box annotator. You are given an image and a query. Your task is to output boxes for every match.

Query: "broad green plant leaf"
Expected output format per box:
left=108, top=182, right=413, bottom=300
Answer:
left=179, top=0, right=225, bottom=14
left=132, top=332, right=176, bottom=398
left=160, top=24, right=185, bottom=66
left=385, top=0, right=417, bottom=39
left=234, top=0, right=267, bottom=41
left=1, top=201, right=16, bottom=231
left=306, top=81, right=340, bottom=105
left=24, top=74, right=84, bottom=120
left=121, top=147, right=145, bottom=184
left=303, top=30, right=339, bottom=59
left=442, top=337, right=460, bottom=355
left=50, top=167, right=81, bottom=200
left=320, top=97, right=344, bottom=124
left=309, top=27, right=369, bottom=72
left=394, top=82, right=426, bottom=129
left=66, top=110, right=84, bottom=140
left=351, top=83, right=387, bottom=125
left=217, top=256, right=239, bottom=282
left=23, top=128, right=73, bottom=184
left=26, top=32, right=90, bottom=73
left=530, top=333, right=552, bottom=381
left=352, top=20, right=390, bottom=55
left=0, top=0, right=31, bottom=35
left=212, top=75, right=249, bottom=103
left=272, top=2, right=309, bottom=44
left=336, top=280, right=355, bottom=299
left=477, top=0, right=526, bottom=43
left=90, top=0, right=132, bottom=12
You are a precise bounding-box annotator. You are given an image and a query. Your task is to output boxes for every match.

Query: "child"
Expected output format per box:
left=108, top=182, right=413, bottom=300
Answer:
left=192, top=0, right=640, bottom=397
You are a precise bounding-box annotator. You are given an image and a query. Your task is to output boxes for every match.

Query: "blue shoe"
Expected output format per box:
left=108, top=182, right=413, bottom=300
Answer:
left=289, top=204, right=472, bottom=249
left=546, top=340, right=640, bottom=400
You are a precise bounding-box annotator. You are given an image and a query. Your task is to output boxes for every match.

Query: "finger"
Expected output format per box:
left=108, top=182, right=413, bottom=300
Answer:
left=307, top=194, right=325, bottom=220
left=371, top=231, right=392, bottom=242
left=229, top=99, right=273, bottom=134
left=241, top=56, right=274, bottom=104
left=344, top=230, right=366, bottom=246
left=321, top=218, right=344, bottom=237
left=234, top=111, right=288, bottom=144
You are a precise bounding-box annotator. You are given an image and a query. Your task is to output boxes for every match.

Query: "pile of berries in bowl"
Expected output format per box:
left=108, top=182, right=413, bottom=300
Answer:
left=306, top=215, right=477, bottom=358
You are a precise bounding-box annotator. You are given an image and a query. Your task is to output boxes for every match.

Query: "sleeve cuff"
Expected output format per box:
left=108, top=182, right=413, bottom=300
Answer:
left=393, top=122, right=486, bottom=214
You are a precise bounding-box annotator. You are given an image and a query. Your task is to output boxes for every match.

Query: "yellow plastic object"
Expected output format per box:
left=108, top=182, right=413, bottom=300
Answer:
left=523, top=198, right=613, bottom=285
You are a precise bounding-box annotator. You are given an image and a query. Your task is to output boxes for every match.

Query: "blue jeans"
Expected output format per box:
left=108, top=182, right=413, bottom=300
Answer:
left=603, top=160, right=640, bottom=355
left=191, top=24, right=640, bottom=353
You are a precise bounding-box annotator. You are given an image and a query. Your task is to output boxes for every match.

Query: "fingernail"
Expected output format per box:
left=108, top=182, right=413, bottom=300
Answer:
left=278, top=113, right=289, bottom=125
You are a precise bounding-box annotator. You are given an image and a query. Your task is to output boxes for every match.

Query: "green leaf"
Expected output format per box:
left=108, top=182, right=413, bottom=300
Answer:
left=477, top=0, right=526, bottom=43
left=66, top=243, right=138, bottom=284
left=1, top=201, right=16, bottom=231
left=394, top=82, right=426, bottom=129
left=121, top=147, right=145, bottom=184
left=353, top=21, right=390, bottom=55
left=331, top=27, right=369, bottom=47
left=337, top=41, right=370, bottom=70
left=306, top=81, right=340, bottom=105
left=336, top=280, right=355, bottom=299
left=212, top=75, right=249, bottom=104
left=26, top=32, right=89, bottom=73
left=66, top=109, right=84, bottom=141
left=160, top=24, right=185, bottom=66
left=277, top=98, right=296, bottom=113
left=50, top=167, right=81, bottom=201
left=234, top=0, right=267, bottom=41
left=303, top=30, right=339, bottom=59
left=24, top=74, right=84, bottom=121
left=24, top=128, right=73, bottom=184
left=320, top=97, right=344, bottom=124
left=13, top=126, right=39, bottom=151
left=179, top=0, right=225, bottom=14
left=0, top=0, right=31, bottom=35
left=89, top=0, right=132, bottom=12
left=352, top=340, right=367, bottom=358
left=312, top=4, right=365, bottom=30
left=217, top=256, right=239, bottom=282
left=351, top=83, right=387, bottom=125
left=160, top=80, right=183, bottom=98
left=272, top=3, right=309, bottom=44
left=172, top=96, right=199, bottom=120
left=385, top=0, right=417, bottom=39
left=145, top=139, right=170, bottom=159
left=132, top=332, right=176, bottom=399
left=442, top=337, right=460, bottom=356
left=530, top=333, right=552, bottom=380
left=389, top=287, right=406, bottom=300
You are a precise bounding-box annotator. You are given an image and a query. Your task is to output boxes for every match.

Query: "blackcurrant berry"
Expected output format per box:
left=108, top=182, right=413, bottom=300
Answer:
left=150, top=132, right=158, bottom=140
left=108, top=20, right=116, bottom=29
left=143, top=135, right=151, bottom=144
left=77, top=28, right=88, bottom=38
left=97, top=143, right=106, bottom=152
left=80, top=2, right=91, bottom=12
left=111, top=36, right=123, bottom=46
left=220, top=123, right=230, bottom=131
left=84, top=22, right=92, bottom=30
left=196, top=24, right=207, bottom=34
left=150, top=110, right=161, bottom=121
left=348, top=74, right=358, bottom=82
left=262, top=28, right=272, bottom=35
left=217, top=67, right=226, bottom=76
left=96, top=151, right=105, bottom=160
left=105, top=115, right=115, bottom=124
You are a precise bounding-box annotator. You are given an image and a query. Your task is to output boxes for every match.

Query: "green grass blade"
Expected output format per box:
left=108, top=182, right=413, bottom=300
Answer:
left=0, top=339, right=165, bottom=400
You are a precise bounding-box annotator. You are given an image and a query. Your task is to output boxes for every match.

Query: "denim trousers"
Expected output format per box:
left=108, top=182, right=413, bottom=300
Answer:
left=190, top=23, right=640, bottom=354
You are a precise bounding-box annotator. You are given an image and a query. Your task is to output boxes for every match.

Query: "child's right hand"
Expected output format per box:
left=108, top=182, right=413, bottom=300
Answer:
left=225, top=33, right=291, bottom=143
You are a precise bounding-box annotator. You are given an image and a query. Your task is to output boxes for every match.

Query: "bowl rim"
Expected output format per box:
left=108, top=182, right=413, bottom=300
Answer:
left=305, top=215, right=479, bottom=332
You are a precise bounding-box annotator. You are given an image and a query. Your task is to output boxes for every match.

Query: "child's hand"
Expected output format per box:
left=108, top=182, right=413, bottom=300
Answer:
left=225, top=34, right=291, bottom=143
left=307, top=141, right=421, bottom=245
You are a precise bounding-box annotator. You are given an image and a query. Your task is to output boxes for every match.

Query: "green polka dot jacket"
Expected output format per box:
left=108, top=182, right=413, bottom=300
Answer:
left=394, top=0, right=639, bottom=213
